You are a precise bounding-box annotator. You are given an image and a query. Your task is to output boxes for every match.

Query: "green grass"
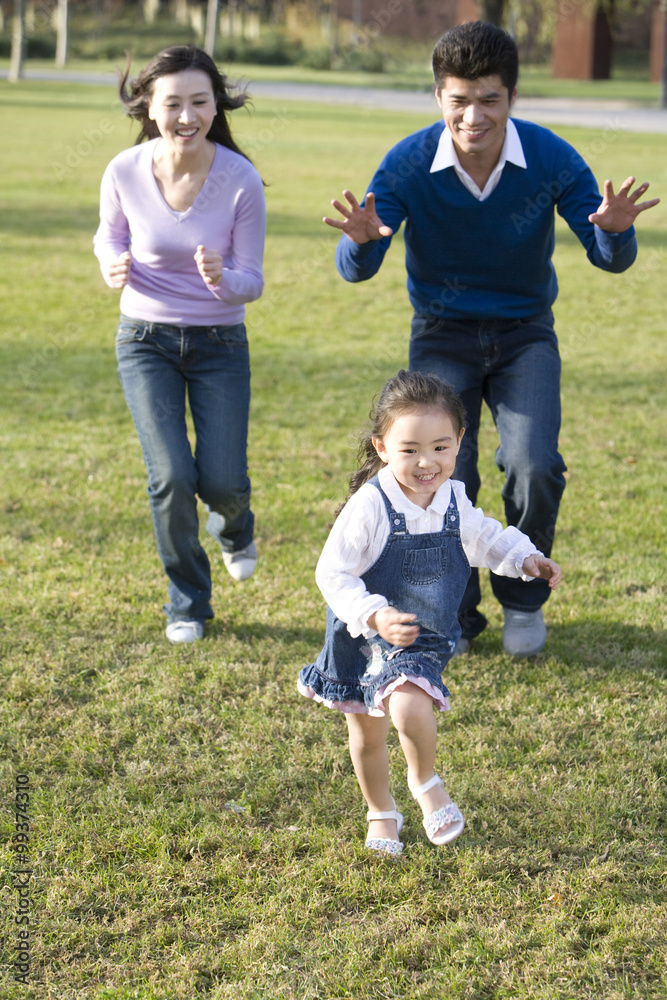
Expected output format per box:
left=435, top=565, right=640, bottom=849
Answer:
left=0, top=80, right=666, bottom=999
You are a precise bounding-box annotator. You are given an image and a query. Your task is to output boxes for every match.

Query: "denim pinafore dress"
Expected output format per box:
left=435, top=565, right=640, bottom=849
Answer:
left=299, top=477, right=471, bottom=713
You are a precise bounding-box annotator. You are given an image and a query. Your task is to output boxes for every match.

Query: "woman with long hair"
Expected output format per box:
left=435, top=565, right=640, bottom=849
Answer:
left=94, top=46, right=266, bottom=643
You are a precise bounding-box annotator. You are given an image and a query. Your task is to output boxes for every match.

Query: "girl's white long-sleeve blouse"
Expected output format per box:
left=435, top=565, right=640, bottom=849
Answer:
left=316, top=466, right=542, bottom=639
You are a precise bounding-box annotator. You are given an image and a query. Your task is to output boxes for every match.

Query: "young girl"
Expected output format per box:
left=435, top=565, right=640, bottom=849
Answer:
left=298, top=371, right=561, bottom=855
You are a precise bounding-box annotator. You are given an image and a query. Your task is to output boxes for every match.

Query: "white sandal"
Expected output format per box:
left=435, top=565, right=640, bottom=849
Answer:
left=410, top=774, right=465, bottom=846
left=365, top=798, right=404, bottom=856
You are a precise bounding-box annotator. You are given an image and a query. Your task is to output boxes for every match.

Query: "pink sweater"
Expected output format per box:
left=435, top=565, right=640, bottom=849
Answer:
left=94, top=138, right=265, bottom=326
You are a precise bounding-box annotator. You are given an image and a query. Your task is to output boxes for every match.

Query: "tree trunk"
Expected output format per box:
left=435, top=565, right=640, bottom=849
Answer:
left=55, top=0, right=68, bottom=68
left=328, top=0, right=338, bottom=58
left=205, top=0, right=219, bottom=56
left=171, top=0, right=189, bottom=26
left=143, top=0, right=161, bottom=22
left=9, top=0, right=26, bottom=82
left=480, top=0, right=504, bottom=27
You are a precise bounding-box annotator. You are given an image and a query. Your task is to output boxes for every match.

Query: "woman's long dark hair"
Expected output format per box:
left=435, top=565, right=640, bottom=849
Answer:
left=118, top=45, right=252, bottom=160
left=335, top=370, right=466, bottom=518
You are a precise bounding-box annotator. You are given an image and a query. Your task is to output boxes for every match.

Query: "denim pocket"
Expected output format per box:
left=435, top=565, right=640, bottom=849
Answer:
left=115, top=318, right=147, bottom=345
left=402, top=546, right=447, bottom=585
left=411, top=313, right=447, bottom=339
left=516, top=310, right=555, bottom=334
left=207, top=322, right=247, bottom=347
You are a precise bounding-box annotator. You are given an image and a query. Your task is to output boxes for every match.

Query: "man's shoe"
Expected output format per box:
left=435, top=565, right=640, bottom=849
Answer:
left=453, top=608, right=487, bottom=657
left=459, top=607, right=488, bottom=640
left=503, top=607, right=546, bottom=657
left=452, top=636, right=473, bottom=657
left=222, top=541, right=257, bottom=582
left=166, top=620, right=204, bottom=644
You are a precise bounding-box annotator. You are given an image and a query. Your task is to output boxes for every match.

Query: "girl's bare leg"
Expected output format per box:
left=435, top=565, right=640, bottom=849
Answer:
left=345, top=711, right=398, bottom=841
left=387, top=684, right=457, bottom=838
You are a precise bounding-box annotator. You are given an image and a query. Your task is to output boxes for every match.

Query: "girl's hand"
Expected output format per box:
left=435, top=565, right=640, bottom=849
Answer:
left=107, top=251, right=131, bottom=289
left=522, top=555, right=562, bottom=590
left=367, top=606, right=420, bottom=647
left=194, top=244, right=223, bottom=287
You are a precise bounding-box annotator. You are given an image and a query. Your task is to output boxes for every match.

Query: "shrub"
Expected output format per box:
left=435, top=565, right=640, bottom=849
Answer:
left=0, top=35, right=57, bottom=58
left=218, top=31, right=303, bottom=66
left=298, top=45, right=332, bottom=71
left=336, top=43, right=385, bottom=73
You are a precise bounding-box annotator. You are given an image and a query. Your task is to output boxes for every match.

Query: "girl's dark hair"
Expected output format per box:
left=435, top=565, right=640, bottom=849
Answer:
left=432, top=20, right=519, bottom=96
left=335, top=370, right=466, bottom=517
left=118, top=45, right=252, bottom=159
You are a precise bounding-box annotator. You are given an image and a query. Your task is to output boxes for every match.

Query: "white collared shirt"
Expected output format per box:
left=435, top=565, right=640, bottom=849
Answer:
left=315, top=465, right=541, bottom=638
left=429, top=117, right=527, bottom=201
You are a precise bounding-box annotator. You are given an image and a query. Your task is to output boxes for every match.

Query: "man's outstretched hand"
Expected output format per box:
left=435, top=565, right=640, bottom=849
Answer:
left=323, top=190, right=393, bottom=244
left=589, top=176, right=660, bottom=233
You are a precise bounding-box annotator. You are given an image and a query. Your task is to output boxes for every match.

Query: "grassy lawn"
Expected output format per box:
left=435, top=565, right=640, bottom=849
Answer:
left=0, top=80, right=666, bottom=998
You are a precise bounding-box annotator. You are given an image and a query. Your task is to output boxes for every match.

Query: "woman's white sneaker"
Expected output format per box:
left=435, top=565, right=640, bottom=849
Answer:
left=166, top=620, right=204, bottom=644
left=222, top=541, right=257, bottom=582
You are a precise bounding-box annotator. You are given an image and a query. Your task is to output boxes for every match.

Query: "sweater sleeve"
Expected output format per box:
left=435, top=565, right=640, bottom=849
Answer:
left=93, top=162, right=131, bottom=286
left=556, top=148, right=637, bottom=273
left=207, top=168, right=265, bottom=305
left=334, top=145, right=411, bottom=284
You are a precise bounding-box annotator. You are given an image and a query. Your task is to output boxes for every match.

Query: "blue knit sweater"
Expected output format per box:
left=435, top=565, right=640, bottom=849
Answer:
left=335, top=118, right=637, bottom=319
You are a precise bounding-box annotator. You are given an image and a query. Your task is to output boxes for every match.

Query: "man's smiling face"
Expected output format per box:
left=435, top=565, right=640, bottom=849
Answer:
left=435, top=74, right=516, bottom=165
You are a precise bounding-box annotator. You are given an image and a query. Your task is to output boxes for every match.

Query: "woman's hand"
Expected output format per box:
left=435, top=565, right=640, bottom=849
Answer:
left=521, top=555, right=562, bottom=590
left=107, top=251, right=131, bottom=289
left=194, top=244, right=223, bottom=287
left=366, top=605, right=420, bottom=647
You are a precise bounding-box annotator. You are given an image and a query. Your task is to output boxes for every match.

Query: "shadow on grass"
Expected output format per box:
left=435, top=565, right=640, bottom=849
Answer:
left=1, top=204, right=100, bottom=237
left=0, top=93, right=117, bottom=113
left=552, top=622, right=667, bottom=676
left=266, top=211, right=341, bottom=239
left=210, top=618, right=324, bottom=648
left=458, top=621, right=667, bottom=678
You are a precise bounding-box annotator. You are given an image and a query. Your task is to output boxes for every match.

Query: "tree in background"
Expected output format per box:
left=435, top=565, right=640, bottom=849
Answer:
left=9, top=0, right=25, bottom=80
left=55, top=0, right=68, bottom=66
left=480, top=0, right=505, bottom=24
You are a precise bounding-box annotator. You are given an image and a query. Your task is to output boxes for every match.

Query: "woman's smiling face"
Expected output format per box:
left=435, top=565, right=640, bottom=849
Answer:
left=148, top=69, right=216, bottom=151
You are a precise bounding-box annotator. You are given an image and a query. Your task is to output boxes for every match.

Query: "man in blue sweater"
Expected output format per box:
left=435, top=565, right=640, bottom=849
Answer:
left=324, top=20, right=658, bottom=657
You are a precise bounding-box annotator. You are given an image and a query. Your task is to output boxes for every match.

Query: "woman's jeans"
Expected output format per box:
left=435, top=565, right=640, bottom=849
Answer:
left=410, top=310, right=567, bottom=629
left=116, top=316, right=253, bottom=623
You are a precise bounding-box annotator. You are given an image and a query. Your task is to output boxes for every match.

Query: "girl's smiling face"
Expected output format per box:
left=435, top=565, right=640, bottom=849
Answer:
left=148, top=69, right=216, bottom=152
left=373, top=407, right=464, bottom=509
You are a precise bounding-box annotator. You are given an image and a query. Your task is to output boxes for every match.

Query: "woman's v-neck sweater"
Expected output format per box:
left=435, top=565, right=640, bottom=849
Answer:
left=94, top=138, right=265, bottom=325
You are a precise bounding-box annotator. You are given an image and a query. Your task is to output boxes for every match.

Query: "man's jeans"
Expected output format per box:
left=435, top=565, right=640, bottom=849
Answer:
left=116, top=316, right=253, bottom=623
left=410, top=311, right=566, bottom=625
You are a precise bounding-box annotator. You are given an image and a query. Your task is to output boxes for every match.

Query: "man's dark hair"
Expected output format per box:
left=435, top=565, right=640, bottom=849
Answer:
left=432, top=20, right=519, bottom=96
